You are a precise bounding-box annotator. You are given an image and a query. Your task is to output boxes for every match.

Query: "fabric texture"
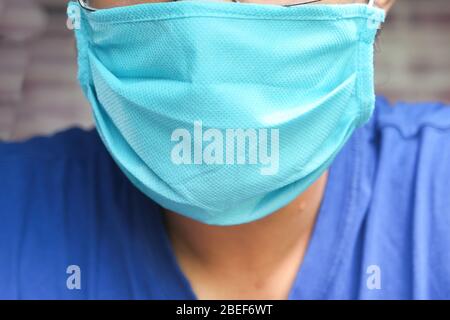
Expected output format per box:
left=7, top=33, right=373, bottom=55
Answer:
left=69, top=1, right=385, bottom=225
left=1, top=97, right=450, bottom=299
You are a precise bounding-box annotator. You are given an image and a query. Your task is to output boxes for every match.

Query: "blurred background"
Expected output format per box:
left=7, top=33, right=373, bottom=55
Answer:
left=0, top=0, right=449, bottom=141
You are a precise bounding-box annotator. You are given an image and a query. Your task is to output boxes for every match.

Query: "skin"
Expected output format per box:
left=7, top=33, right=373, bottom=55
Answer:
left=92, top=0, right=396, bottom=299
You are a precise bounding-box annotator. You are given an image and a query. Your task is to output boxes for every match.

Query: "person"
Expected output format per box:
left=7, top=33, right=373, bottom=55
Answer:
left=0, top=0, right=449, bottom=300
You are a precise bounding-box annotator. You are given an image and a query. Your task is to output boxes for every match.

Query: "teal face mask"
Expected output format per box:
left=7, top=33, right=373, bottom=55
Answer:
left=68, top=1, right=384, bottom=225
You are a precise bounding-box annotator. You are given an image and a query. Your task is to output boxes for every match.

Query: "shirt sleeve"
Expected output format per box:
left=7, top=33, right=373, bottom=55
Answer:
left=371, top=97, right=450, bottom=298
left=0, top=128, right=104, bottom=299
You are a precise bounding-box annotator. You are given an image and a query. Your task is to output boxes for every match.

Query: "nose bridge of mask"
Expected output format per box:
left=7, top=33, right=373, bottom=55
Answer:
left=71, top=2, right=384, bottom=85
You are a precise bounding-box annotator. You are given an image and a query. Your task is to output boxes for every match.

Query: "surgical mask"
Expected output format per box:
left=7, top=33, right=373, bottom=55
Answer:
left=68, top=0, right=384, bottom=225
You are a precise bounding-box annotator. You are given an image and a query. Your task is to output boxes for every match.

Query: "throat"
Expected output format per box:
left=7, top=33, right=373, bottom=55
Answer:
left=163, top=171, right=328, bottom=299
left=171, top=236, right=308, bottom=300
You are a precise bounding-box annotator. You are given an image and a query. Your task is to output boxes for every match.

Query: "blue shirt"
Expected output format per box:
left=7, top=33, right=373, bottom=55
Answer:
left=1, top=96, right=450, bottom=299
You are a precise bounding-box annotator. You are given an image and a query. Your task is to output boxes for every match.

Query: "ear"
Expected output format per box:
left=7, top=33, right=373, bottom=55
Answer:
left=375, top=0, right=396, bottom=12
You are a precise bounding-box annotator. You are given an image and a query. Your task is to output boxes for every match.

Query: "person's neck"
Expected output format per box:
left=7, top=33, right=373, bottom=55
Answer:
left=163, top=171, right=328, bottom=299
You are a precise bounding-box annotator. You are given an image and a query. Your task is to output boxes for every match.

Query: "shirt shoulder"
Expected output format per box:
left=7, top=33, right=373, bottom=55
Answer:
left=0, top=128, right=172, bottom=299
left=370, top=96, right=450, bottom=192
left=0, top=127, right=105, bottom=160
left=358, top=97, right=450, bottom=298
left=373, top=96, right=450, bottom=138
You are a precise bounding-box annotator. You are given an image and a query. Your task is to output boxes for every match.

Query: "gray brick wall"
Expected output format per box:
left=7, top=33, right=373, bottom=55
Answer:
left=376, top=0, right=450, bottom=103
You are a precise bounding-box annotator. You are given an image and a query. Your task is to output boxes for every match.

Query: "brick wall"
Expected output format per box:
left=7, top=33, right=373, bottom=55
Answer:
left=0, top=0, right=449, bottom=140
left=376, top=0, right=450, bottom=103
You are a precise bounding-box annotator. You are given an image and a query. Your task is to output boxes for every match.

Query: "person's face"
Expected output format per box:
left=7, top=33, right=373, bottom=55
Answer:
left=90, top=0, right=395, bottom=11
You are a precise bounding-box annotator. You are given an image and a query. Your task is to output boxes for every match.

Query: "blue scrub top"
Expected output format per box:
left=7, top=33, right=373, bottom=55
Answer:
left=1, top=96, right=450, bottom=299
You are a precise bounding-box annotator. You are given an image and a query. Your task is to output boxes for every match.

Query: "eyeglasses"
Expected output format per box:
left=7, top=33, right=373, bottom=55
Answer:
left=78, top=0, right=374, bottom=12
